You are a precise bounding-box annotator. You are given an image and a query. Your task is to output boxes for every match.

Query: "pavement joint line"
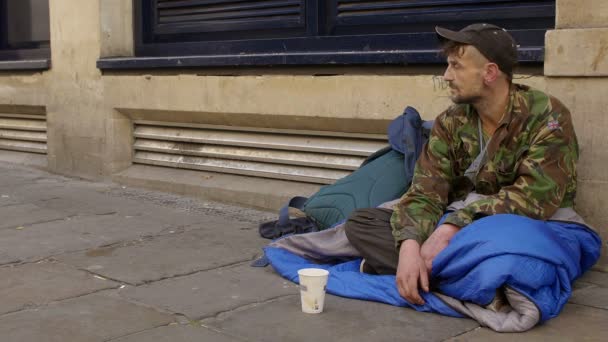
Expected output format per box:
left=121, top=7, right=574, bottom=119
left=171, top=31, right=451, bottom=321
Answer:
left=0, top=259, right=23, bottom=268
left=173, top=313, right=192, bottom=324
left=75, top=265, right=136, bottom=287
left=568, top=299, right=608, bottom=311
left=0, top=182, right=40, bottom=189
left=103, top=288, right=193, bottom=320
left=155, top=222, right=207, bottom=236
left=12, top=221, right=212, bottom=271
left=579, top=278, right=608, bottom=288
left=0, top=305, right=41, bottom=318
left=198, top=322, right=252, bottom=342
left=577, top=304, right=608, bottom=311
left=0, top=285, right=123, bottom=320
left=29, top=176, right=70, bottom=183
left=36, top=195, right=61, bottom=200
left=57, top=239, right=261, bottom=287
left=102, top=320, right=252, bottom=342
left=200, top=294, right=299, bottom=323
left=26, top=285, right=181, bottom=321
left=0, top=202, right=26, bottom=209
left=0, top=248, right=110, bottom=268
left=93, top=211, right=118, bottom=216
left=0, top=236, right=137, bottom=268
left=440, top=325, right=482, bottom=341
left=1, top=214, right=79, bottom=231
left=133, top=257, right=257, bottom=286
left=102, top=188, right=275, bottom=224
left=568, top=302, right=606, bottom=310
left=101, top=321, right=179, bottom=342
left=0, top=253, right=259, bottom=284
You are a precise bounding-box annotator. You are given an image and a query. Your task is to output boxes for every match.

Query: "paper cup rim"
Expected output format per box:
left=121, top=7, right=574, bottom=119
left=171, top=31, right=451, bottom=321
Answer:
left=297, top=268, right=329, bottom=277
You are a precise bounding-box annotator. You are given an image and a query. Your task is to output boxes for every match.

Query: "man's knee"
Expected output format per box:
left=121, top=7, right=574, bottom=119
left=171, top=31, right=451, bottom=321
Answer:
left=344, top=208, right=393, bottom=243
left=344, top=208, right=399, bottom=274
left=344, top=208, right=372, bottom=243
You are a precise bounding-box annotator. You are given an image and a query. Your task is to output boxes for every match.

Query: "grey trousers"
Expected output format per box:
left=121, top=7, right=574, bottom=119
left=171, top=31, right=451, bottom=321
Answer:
left=343, top=208, right=399, bottom=275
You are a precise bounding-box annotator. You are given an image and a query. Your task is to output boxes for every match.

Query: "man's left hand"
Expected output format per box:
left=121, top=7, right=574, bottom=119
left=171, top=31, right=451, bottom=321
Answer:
left=420, top=223, right=460, bottom=274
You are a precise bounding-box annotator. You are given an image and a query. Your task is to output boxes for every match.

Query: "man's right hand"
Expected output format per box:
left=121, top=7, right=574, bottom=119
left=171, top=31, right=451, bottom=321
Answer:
left=396, top=239, right=429, bottom=305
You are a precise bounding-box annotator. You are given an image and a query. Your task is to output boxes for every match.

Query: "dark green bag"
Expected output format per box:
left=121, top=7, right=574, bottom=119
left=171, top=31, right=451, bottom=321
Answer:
left=258, top=107, right=432, bottom=239
left=303, top=148, right=406, bottom=230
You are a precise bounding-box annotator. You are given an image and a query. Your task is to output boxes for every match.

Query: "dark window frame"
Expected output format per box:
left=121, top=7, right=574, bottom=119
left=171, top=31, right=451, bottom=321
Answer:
left=0, top=0, right=50, bottom=70
left=100, top=0, right=555, bottom=70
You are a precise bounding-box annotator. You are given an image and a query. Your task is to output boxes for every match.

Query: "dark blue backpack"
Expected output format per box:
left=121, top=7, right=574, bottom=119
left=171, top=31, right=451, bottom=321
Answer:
left=258, top=107, right=433, bottom=239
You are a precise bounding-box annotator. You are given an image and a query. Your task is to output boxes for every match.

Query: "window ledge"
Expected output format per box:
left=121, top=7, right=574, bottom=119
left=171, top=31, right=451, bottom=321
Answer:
left=0, top=59, right=50, bottom=71
left=98, top=48, right=544, bottom=70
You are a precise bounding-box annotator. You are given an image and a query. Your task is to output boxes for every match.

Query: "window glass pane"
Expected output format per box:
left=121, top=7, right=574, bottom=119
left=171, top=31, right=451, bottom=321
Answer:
left=147, top=0, right=309, bottom=43
left=5, top=0, right=50, bottom=49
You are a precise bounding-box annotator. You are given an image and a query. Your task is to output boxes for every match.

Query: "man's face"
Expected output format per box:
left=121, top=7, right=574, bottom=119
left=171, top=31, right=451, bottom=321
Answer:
left=443, top=45, right=487, bottom=104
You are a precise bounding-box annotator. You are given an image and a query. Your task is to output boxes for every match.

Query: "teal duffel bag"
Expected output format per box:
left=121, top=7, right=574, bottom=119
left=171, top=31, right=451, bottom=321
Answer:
left=303, top=147, right=406, bottom=230
left=258, top=106, right=432, bottom=239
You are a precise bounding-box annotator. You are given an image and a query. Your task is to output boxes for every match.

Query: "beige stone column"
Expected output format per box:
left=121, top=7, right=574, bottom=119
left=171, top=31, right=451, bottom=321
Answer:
left=46, top=0, right=132, bottom=178
left=545, top=0, right=608, bottom=270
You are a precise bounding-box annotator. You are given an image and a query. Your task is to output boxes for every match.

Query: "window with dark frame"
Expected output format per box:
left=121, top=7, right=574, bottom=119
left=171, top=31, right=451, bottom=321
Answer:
left=123, top=0, right=555, bottom=68
left=0, top=0, right=50, bottom=63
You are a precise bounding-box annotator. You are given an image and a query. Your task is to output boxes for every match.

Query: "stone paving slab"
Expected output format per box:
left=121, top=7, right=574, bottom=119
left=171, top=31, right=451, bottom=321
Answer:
left=0, top=165, right=48, bottom=186
left=0, top=176, right=36, bottom=187
left=57, top=223, right=267, bottom=285
left=0, top=203, right=67, bottom=230
left=5, top=182, right=217, bottom=228
left=0, top=214, right=194, bottom=263
left=110, top=324, right=243, bottom=342
left=0, top=194, right=19, bottom=207
left=104, top=186, right=276, bottom=225
left=1, top=178, right=74, bottom=200
left=446, top=304, right=608, bottom=342
left=203, top=295, right=479, bottom=342
left=0, top=293, right=175, bottom=342
left=0, top=251, right=19, bottom=266
left=570, top=285, right=608, bottom=310
left=579, top=270, right=608, bottom=287
left=25, top=185, right=154, bottom=217
left=0, top=174, right=39, bottom=186
left=118, top=264, right=299, bottom=320
left=0, top=260, right=117, bottom=315
left=573, top=279, right=596, bottom=290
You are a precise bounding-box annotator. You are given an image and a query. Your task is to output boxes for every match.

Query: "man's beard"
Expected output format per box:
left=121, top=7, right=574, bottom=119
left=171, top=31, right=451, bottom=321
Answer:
left=450, top=94, right=482, bottom=104
left=449, top=85, right=482, bottom=104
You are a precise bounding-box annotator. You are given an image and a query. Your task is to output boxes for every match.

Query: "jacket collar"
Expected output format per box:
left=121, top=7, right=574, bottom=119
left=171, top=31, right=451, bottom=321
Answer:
left=464, top=83, right=528, bottom=130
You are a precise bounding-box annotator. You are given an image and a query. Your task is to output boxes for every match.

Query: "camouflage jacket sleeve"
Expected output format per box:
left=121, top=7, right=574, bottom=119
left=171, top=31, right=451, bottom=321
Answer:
left=442, top=102, right=579, bottom=229
left=390, top=113, right=454, bottom=247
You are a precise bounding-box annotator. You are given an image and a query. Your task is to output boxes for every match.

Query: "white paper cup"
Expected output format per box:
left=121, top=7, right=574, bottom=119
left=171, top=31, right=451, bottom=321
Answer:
left=297, top=268, right=329, bottom=314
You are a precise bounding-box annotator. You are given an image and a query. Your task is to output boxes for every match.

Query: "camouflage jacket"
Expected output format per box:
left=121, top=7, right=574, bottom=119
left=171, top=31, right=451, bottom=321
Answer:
left=390, top=84, right=579, bottom=247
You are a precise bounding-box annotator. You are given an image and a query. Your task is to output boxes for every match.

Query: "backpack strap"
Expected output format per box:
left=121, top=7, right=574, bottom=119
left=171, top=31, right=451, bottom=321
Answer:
left=258, top=196, right=318, bottom=239
left=278, top=196, right=308, bottom=226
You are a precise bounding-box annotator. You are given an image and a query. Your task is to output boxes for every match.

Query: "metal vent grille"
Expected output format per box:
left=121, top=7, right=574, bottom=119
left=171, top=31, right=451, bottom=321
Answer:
left=133, top=121, right=387, bottom=184
left=156, top=0, right=302, bottom=25
left=0, top=112, right=47, bottom=154
left=336, top=0, right=534, bottom=17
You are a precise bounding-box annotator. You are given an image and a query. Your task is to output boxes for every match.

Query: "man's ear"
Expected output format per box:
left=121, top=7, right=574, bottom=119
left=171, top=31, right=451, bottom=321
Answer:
left=483, top=63, right=500, bottom=84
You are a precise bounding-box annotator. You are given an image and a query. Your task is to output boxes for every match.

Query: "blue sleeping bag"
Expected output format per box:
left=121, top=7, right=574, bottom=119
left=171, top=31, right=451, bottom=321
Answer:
left=265, top=214, right=601, bottom=331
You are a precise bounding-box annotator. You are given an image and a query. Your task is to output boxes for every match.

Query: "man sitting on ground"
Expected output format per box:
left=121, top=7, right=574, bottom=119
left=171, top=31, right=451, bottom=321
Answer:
left=344, top=23, right=581, bottom=305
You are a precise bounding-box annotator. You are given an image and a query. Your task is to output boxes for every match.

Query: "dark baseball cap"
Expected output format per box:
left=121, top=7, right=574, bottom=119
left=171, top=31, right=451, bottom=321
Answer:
left=435, top=23, right=518, bottom=77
